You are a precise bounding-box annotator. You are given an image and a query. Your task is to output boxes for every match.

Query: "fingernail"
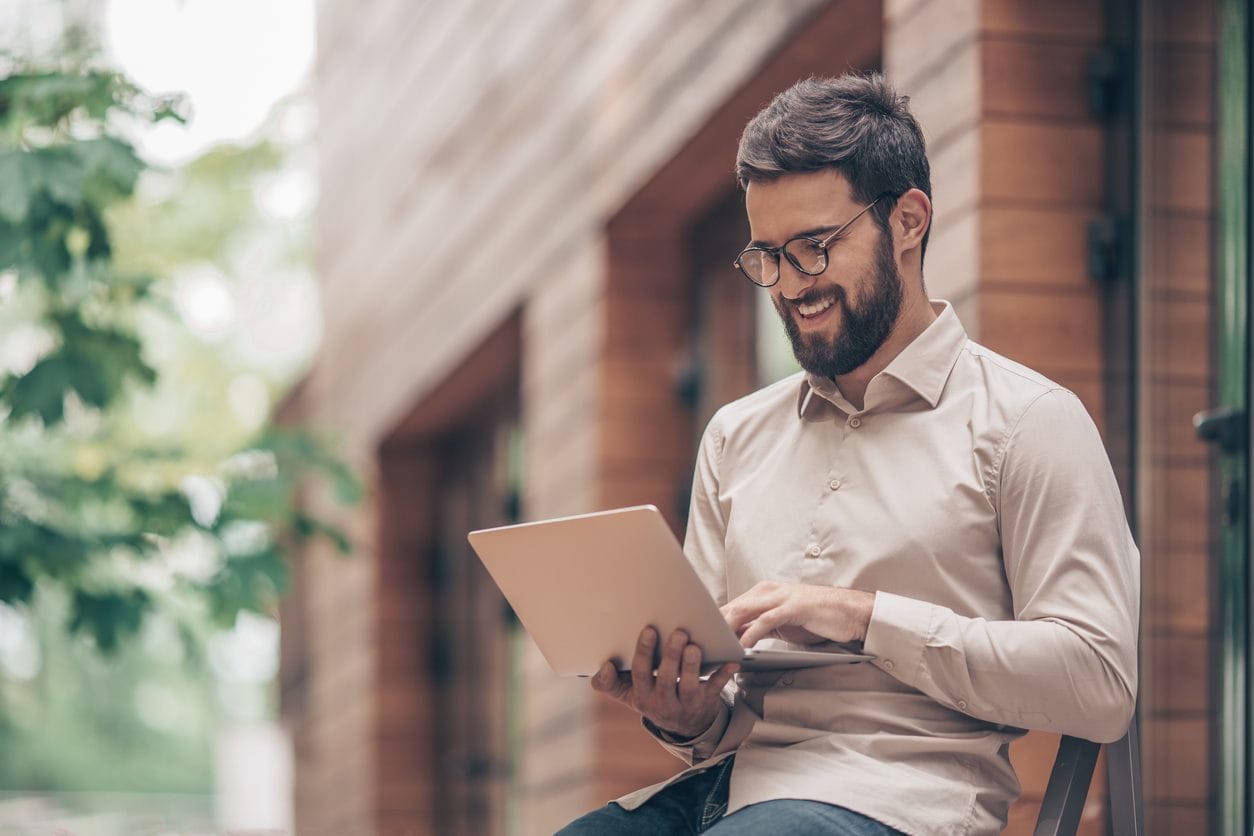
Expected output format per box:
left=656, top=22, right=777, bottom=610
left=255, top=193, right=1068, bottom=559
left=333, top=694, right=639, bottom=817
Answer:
left=642, top=628, right=657, bottom=645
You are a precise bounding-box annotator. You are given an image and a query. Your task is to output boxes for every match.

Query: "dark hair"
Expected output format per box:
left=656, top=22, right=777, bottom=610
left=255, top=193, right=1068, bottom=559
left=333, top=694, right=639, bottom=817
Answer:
left=736, top=73, right=932, bottom=261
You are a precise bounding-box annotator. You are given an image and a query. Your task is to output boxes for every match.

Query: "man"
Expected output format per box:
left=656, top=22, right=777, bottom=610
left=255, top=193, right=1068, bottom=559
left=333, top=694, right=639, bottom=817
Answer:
left=559, top=73, right=1138, bottom=835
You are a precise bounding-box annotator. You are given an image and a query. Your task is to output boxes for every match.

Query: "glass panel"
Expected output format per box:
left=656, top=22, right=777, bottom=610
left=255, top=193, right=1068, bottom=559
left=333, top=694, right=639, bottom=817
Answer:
left=1215, top=0, right=1251, bottom=829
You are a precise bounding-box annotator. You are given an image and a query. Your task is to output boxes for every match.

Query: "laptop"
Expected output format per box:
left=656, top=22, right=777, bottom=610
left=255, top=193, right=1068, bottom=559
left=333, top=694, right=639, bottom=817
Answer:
left=467, top=505, right=873, bottom=676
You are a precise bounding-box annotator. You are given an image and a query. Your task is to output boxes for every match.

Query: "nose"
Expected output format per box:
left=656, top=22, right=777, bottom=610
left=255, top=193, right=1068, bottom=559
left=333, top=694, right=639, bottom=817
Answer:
left=776, top=256, right=817, bottom=301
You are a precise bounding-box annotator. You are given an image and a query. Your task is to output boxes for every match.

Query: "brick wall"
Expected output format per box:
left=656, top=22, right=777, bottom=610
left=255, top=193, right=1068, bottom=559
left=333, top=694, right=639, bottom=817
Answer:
left=1138, top=0, right=1217, bottom=830
left=281, top=476, right=379, bottom=836
left=304, top=0, right=829, bottom=453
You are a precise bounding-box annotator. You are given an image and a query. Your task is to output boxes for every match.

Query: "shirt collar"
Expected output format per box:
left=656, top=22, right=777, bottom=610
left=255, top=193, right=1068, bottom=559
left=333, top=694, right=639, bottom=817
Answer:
left=797, top=300, right=968, bottom=418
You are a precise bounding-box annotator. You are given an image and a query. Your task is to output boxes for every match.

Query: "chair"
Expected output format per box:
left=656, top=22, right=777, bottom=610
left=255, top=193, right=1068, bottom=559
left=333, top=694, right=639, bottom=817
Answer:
left=1032, top=719, right=1143, bottom=835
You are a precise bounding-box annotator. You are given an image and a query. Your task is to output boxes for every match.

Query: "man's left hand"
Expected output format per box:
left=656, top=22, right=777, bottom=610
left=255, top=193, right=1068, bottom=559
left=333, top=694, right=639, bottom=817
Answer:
left=721, top=581, right=876, bottom=648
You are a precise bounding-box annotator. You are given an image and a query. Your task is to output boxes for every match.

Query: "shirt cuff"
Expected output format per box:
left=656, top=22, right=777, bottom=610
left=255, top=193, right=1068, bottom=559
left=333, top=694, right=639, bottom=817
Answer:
left=862, top=591, right=933, bottom=689
left=642, top=703, right=730, bottom=762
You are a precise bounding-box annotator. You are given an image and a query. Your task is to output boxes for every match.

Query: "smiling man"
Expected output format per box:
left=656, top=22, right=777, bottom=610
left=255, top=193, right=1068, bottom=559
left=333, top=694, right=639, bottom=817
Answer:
left=558, top=74, right=1139, bottom=836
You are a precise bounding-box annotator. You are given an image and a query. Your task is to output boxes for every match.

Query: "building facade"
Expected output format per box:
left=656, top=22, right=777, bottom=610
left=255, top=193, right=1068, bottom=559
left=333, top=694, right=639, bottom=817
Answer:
left=282, top=0, right=1242, bottom=833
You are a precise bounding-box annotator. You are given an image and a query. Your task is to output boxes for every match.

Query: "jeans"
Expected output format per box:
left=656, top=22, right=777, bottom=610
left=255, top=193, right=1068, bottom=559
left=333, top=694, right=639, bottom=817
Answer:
left=555, top=756, right=903, bottom=835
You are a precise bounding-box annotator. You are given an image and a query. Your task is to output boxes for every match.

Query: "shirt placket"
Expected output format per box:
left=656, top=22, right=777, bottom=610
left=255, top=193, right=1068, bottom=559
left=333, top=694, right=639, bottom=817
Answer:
left=797, top=410, right=861, bottom=583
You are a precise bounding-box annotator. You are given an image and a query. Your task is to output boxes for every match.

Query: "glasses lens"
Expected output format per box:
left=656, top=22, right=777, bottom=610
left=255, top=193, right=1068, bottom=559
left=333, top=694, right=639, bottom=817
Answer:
left=737, top=249, right=777, bottom=285
left=783, top=238, right=827, bottom=275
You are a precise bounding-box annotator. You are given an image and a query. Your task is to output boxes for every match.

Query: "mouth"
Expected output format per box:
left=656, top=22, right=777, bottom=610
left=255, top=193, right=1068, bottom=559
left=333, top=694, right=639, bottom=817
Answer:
left=792, top=294, right=839, bottom=325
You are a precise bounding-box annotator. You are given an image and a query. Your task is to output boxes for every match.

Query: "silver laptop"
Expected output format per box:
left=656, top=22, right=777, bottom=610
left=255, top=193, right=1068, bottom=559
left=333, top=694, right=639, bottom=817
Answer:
left=467, top=505, right=873, bottom=676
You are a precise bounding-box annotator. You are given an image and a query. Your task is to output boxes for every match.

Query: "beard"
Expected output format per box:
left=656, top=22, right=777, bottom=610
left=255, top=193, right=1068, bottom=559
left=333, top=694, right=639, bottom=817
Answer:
left=773, top=229, right=902, bottom=379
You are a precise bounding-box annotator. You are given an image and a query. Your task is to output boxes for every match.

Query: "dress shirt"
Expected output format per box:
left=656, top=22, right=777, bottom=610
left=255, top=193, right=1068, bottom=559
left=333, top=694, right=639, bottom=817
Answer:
left=615, top=301, right=1139, bottom=835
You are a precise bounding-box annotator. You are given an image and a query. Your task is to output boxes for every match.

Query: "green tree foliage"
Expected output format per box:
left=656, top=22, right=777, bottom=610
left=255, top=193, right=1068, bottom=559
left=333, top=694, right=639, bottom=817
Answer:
left=0, top=66, right=358, bottom=653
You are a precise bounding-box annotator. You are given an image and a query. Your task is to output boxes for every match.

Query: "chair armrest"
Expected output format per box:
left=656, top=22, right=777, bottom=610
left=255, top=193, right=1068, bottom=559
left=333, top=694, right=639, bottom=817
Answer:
left=1033, top=735, right=1100, bottom=836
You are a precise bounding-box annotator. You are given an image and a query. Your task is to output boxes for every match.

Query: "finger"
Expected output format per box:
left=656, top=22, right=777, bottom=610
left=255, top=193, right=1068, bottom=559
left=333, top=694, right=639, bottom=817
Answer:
left=656, top=629, right=688, bottom=689
left=630, top=627, right=658, bottom=693
left=721, top=602, right=761, bottom=638
left=738, top=610, right=784, bottom=648
left=676, top=643, right=703, bottom=702
left=704, top=662, right=739, bottom=695
left=721, top=584, right=778, bottom=633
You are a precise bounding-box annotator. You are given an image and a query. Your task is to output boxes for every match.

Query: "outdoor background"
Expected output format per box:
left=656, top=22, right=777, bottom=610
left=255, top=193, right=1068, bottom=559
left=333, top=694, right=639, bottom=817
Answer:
left=0, top=1, right=1234, bottom=835
left=1, top=0, right=327, bottom=832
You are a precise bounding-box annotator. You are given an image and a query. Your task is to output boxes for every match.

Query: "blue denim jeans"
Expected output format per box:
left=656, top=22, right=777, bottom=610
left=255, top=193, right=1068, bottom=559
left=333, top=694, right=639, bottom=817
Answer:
left=555, top=756, right=903, bottom=835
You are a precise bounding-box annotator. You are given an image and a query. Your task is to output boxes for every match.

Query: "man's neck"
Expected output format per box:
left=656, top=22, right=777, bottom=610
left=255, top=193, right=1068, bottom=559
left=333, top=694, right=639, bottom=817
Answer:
left=832, top=292, right=937, bottom=411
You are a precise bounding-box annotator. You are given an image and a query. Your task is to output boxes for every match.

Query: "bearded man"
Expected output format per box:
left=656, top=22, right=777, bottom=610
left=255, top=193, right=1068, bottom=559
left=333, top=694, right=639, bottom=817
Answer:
left=559, top=73, right=1138, bottom=836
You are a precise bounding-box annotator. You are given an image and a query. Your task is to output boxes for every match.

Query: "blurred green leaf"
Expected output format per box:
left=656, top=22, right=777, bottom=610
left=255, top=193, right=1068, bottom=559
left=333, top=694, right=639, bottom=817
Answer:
left=0, top=60, right=358, bottom=659
left=293, top=512, right=352, bottom=554
left=3, top=355, right=75, bottom=423
left=69, top=588, right=151, bottom=652
left=0, top=70, right=120, bottom=129
left=76, top=136, right=143, bottom=204
left=0, top=148, right=36, bottom=223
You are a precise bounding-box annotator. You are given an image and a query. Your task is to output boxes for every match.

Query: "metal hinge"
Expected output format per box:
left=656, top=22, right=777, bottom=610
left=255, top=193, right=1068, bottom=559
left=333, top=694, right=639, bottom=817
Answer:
left=1087, top=46, right=1123, bottom=121
left=1088, top=214, right=1126, bottom=282
left=1195, top=406, right=1247, bottom=526
left=1194, top=406, right=1248, bottom=455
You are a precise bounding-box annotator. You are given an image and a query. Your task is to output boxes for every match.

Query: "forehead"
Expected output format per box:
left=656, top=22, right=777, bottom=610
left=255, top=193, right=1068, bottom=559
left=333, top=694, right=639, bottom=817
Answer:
left=744, top=169, right=857, bottom=244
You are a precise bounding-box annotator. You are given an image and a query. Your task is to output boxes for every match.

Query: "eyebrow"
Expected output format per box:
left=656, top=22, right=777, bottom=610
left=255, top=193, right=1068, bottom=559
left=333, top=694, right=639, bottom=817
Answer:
left=747, top=224, right=842, bottom=249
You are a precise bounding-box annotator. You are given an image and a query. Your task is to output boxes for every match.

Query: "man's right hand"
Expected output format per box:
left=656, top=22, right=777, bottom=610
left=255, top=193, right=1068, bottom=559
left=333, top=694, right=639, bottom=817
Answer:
left=590, top=626, right=739, bottom=740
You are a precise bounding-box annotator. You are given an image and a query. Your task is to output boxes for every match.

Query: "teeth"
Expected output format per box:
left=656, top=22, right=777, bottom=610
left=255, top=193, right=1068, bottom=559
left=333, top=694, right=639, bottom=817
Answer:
left=797, top=297, right=835, bottom=317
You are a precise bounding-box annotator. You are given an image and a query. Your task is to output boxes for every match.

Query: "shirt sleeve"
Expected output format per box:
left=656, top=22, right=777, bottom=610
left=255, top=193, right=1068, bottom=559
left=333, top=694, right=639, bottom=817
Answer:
left=862, top=388, right=1140, bottom=743
left=642, top=703, right=731, bottom=763
left=641, top=410, right=738, bottom=761
left=684, top=410, right=731, bottom=604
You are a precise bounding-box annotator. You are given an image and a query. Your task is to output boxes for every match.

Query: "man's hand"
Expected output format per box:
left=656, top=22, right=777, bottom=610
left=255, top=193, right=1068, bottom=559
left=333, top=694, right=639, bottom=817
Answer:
left=591, top=626, right=739, bottom=740
left=721, top=581, right=875, bottom=648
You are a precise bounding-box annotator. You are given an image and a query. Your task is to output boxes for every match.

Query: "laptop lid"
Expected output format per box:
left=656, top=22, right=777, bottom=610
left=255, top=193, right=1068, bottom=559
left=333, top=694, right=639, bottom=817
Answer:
left=467, top=505, right=870, bottom=676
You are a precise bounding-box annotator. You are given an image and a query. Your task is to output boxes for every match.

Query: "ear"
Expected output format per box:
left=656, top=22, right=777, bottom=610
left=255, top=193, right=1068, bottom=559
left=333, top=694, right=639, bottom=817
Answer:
left=892, top=188, right=931, bottom=258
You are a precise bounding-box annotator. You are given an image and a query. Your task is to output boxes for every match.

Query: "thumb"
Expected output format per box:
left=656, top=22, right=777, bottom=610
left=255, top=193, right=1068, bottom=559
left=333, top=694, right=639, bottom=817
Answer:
left=592, top=661, right=627, bottom=697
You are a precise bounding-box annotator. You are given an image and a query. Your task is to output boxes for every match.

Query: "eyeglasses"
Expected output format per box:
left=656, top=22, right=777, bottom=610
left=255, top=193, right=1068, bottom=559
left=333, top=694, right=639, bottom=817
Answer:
left=733, top=197, right=883, bottom=287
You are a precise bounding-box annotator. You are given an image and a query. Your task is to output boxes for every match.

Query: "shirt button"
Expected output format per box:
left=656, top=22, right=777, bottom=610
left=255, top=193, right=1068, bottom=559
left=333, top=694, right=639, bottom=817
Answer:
left=781, top=675, right=794, bottom=686
left=828, top=479, right=842, bottom=491
left=957, top=699, right=968, bottom=710
left=806, top=544, right=821, bottom=557
left=848, top=417, right=862, bottom=428
left=882, top=659, right=895, bottom=671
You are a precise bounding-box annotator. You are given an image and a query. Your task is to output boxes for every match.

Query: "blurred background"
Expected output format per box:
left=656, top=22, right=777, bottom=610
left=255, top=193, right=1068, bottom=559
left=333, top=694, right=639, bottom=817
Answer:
left=1, top=0, right=327, bottom=832
left=0, top=0, right=1248, bottom=834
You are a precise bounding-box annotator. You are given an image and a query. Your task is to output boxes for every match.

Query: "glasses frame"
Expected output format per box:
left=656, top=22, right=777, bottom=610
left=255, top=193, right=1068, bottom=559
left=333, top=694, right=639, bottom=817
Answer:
left=733, top=196, right=884, bottom=288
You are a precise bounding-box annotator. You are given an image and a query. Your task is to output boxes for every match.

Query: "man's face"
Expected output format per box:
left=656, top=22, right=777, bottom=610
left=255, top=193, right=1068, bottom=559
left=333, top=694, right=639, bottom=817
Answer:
left=744, top=169, right=902, bottom=379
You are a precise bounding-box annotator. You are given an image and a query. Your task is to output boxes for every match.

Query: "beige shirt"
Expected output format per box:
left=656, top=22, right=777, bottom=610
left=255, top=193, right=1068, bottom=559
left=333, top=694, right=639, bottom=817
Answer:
left=617, top=301, right=1139, bottom=835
